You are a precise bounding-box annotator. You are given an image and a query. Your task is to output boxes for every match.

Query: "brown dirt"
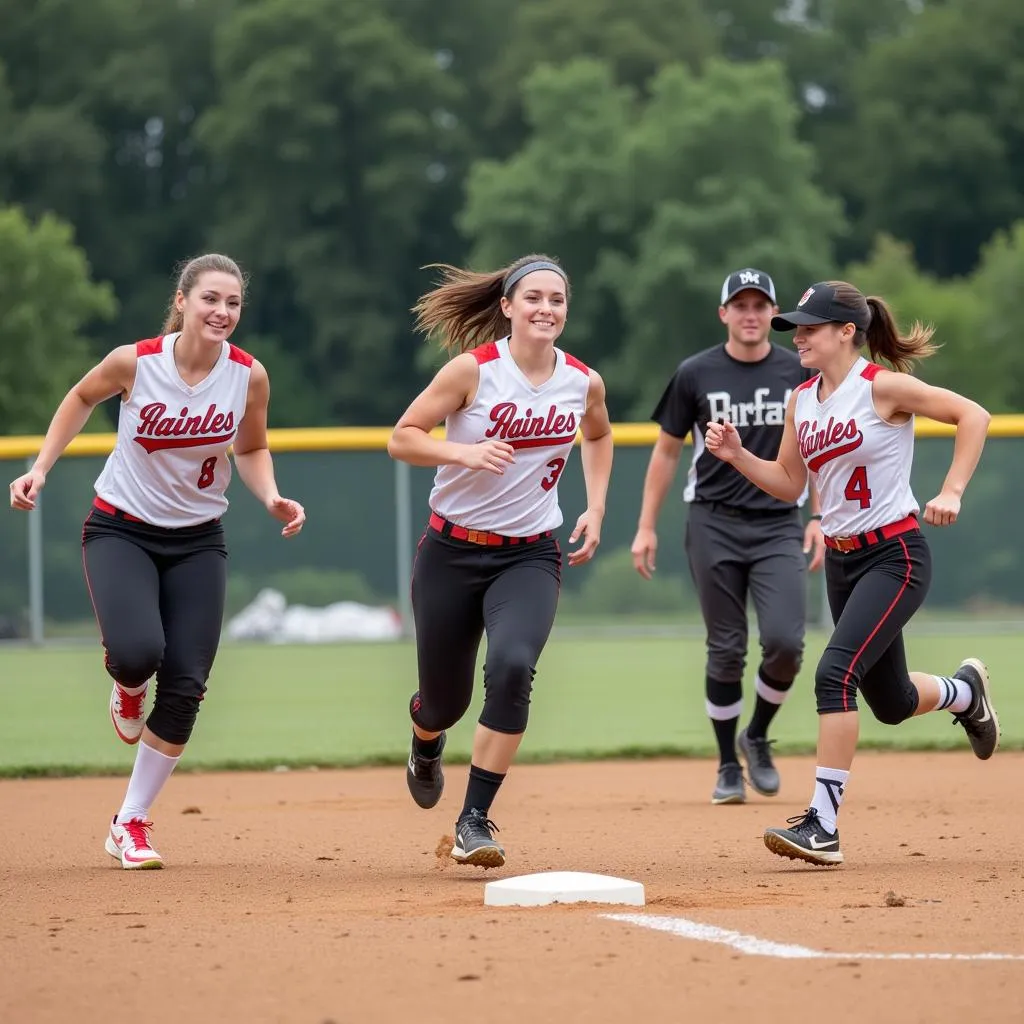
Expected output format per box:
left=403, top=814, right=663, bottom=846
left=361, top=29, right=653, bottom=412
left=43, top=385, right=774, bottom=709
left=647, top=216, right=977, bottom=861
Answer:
left=2, top=752, right=1022, bottom=1024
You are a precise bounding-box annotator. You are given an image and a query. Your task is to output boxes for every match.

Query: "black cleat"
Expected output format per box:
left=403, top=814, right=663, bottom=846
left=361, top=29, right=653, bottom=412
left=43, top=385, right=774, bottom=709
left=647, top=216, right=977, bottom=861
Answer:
left=451, top=808, right=505, bottom=868
left=951, top=658, right=999, bottom=760
left=406, top=731, right=446, bottom=809
left=738, top=729, right=780, bottom=797
left=764, top=807, right=843, bottom=866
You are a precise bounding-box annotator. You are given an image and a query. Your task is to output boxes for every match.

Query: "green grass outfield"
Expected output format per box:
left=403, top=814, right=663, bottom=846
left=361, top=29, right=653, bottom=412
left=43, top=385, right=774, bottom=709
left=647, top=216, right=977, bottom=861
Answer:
left=0, top=630, right=1017, bottom=777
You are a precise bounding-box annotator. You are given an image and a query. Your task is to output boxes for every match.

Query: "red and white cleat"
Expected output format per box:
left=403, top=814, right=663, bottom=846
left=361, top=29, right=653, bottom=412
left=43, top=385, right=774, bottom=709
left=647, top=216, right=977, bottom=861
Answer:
left=109, top=683, right=147, bottom=744
left=105, top=816, right=164, bottom=870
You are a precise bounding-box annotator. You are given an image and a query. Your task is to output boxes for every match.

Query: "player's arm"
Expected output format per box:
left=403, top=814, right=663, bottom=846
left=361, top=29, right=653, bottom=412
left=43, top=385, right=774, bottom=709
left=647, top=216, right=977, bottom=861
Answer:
left=233, top=360, right=305, bottom=536
left=632, top=368, right=694, bottom=578
left=872, top=370, right=990, bottom=525
left=566, top=370, right=613, bottom=567
left=387, top=354, right=514, bottom=474
left=10, top=346, right=136, bottom=511
left=706, top=391, right=808, bottom=503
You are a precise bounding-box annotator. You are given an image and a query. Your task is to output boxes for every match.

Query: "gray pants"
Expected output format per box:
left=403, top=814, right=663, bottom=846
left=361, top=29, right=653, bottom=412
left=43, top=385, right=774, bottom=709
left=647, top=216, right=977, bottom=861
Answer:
left=684, top=502, right=806, bottom=684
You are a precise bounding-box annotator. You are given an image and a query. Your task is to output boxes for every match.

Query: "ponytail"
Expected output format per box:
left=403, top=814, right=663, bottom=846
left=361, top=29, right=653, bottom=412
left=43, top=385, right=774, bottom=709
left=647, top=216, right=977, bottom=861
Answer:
left=864, top=295, right=937, bottom=374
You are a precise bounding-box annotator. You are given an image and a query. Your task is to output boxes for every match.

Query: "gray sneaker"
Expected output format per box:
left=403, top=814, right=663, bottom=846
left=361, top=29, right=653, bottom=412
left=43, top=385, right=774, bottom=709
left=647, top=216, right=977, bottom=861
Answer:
left=711, top=762, right=746, bottom=805
left=738, top=728, right=780, bottom=797
left=451, top=809, right=505, bottom=868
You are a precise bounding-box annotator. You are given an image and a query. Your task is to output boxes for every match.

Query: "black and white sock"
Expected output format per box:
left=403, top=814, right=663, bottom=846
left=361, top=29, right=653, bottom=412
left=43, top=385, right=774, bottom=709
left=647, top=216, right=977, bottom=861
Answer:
left=934, top=675, right=972, bottom=714
left=706, top=677, right=743, bottom=766
left=809, top=767, right=849, bottom=834
left=746, top=666, right=794, bottom=739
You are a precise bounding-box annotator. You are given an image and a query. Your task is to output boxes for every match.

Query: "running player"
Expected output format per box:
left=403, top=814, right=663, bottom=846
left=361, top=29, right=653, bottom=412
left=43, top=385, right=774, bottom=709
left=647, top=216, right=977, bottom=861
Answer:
left=387, top=254, right=613, bottom=868
left=8, top=253, right=305, bottom=869
left=632, top=269, right=824, bottom=805
left=704, top=279, right=996, bottom=866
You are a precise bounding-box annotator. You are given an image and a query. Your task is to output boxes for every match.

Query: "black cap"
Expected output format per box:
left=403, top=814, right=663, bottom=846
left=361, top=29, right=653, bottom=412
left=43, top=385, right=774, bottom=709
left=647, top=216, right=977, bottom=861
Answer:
left=720, top=268, right=776, bottom=305
left=772, top=282, right=870, bottom=331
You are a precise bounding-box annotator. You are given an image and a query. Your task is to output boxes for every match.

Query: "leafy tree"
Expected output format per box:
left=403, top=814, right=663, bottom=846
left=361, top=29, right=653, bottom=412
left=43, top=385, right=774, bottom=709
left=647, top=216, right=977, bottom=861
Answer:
left=197, top=0, right=463, bottom=424
left=462, top=58, right=845, bottom=417
left=0, top=206, right=117, bottom=434
left=845, top=0, right=1024, bottom=276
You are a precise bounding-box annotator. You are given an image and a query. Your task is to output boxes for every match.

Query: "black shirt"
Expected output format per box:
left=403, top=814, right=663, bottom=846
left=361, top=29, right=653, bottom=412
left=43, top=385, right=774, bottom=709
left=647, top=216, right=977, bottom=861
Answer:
left=651, top=343, right=813, bottom=511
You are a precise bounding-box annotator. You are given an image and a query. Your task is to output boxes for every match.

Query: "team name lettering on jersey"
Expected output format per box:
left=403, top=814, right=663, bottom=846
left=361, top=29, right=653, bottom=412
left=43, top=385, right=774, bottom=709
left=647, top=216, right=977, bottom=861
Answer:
left=134, top=402, right=237, bottom=454
left=797, top=416, right=865, bottom=471
left=707, top=388, right=790, bottom=427
left=485, top=402, right=578, bottom=446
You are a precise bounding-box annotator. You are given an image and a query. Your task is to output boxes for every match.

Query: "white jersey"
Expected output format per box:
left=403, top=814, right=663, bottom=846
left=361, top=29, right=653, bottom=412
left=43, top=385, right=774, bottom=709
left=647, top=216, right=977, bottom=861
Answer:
left=429, top=337, right=591, bottom=535
left=794, top=356, right=918, bottom=537
left=94, top=333, right=253, bottom=528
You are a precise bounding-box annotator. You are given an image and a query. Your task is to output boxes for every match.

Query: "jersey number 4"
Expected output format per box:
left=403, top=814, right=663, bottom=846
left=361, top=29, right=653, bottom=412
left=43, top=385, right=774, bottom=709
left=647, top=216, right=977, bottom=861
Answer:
left=197, top=456, right=217, bottom=490
left=844, top=465, right=872, bottom=509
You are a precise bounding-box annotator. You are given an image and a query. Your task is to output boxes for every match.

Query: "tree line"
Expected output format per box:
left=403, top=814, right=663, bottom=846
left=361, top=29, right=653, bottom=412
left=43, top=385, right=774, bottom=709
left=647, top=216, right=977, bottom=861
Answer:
left=2, top=0, right=1023, bottom=432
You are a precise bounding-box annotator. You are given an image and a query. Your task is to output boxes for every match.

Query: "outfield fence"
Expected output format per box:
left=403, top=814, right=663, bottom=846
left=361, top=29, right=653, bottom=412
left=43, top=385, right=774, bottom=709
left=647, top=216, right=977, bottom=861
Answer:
left=2, top=418, right=1023, bottom=643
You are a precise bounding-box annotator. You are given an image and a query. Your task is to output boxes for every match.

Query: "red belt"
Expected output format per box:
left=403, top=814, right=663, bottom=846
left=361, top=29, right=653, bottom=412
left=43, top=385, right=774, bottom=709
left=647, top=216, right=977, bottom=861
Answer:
left=93, top=497, right=145, bottom=523
left=428, top=512, right=552, bottom=547
left=824, top=514, right=919, bottom=553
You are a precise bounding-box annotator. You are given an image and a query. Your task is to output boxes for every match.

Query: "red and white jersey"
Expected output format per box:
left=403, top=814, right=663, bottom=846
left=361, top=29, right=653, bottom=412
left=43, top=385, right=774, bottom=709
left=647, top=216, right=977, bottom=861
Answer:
left=794, top=357, right=918, bottom=537
left=93, top=333, right=253, bottom=528
left=429, top=337, right=591, bottom=535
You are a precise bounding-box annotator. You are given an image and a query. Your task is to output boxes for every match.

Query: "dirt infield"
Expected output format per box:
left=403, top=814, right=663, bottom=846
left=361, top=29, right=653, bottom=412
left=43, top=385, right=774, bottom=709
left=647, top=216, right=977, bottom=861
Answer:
left=2, top=752, right=1022, bottom=1024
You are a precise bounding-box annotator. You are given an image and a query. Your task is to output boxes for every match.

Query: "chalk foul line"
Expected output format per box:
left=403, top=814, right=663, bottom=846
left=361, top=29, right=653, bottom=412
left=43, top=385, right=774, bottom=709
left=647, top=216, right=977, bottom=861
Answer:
left=603, top=914, right=1024, bottom=962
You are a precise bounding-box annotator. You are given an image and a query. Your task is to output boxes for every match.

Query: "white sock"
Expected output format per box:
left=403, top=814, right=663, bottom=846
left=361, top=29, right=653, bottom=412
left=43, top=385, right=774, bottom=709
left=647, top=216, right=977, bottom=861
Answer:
left=934, top=675, right=972, bottom=714
left=117, top=741, right=181, bottom=823
left=810, top=766, right=849, bottom=834
left=116, top=681, right=147, bottom=696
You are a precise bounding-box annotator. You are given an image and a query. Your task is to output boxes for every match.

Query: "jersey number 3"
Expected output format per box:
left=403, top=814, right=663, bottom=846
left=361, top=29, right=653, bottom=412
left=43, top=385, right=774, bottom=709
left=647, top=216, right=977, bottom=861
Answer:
left=541, top=457, right=566, bottom=492
left=844, top=465, right=872, bottom=509
left=197, top=456, right=217, bottom=490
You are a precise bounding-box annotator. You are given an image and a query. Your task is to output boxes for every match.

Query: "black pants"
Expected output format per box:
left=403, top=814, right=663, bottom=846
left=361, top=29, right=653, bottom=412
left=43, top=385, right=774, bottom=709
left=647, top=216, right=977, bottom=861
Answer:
left=410, top=526, right=561, bottom=735
left=684, top=501, right=806, bottom=683
left=817, top=531, right=931, bottom=723
left=82, top=506, right=227, bottom=745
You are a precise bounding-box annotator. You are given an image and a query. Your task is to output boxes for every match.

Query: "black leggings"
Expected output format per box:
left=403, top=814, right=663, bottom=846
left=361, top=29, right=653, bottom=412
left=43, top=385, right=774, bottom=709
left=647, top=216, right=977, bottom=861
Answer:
left=816, top=531, right=932, bottom=723
left=410, top=528, right=561, bottom=735
left=82, top=507, right=227, bottom=744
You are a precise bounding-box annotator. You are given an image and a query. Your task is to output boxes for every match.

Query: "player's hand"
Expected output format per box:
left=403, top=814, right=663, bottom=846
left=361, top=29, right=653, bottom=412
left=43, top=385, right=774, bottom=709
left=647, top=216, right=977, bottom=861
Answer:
left=803, top=518, right=825, bottom=572
left=704, top=419, right=743, bottom=462
left=630, top=526, right=658, bottom=579
left=266, top=495, right=305, bottom=537
left=923, top=489, right=960, bottom=527
left=568, top=508, right=603, bottom=566
left=9, top=469, right=46, bottom=511
left=459, top=440, right=516, bottom=475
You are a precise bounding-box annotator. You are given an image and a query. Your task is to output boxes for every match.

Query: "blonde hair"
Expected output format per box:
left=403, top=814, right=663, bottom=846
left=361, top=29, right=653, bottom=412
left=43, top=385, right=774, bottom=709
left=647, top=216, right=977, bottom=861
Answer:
left=412, top=253, right=569, bottom=353
left=162, top=254, right=246, bottom=334
left=828, top=280, right=937, bottom=374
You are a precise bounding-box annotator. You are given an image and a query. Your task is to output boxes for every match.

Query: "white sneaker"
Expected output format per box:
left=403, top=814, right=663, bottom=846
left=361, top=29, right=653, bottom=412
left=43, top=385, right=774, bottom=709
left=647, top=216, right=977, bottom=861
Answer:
left=109, top=683, right=147, bottom=744
left=105, top=816, right=163, bottom=870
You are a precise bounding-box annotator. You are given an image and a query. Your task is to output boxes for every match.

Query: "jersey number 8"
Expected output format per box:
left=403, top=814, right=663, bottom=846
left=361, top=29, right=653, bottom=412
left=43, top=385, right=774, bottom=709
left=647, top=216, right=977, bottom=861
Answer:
left=197, top=456, right=217, bottom=490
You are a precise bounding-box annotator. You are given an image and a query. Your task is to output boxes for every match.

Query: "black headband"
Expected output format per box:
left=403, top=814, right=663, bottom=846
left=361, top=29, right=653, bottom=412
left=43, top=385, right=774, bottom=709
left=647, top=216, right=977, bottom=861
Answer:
left=502, top=260, right=567, bottom=296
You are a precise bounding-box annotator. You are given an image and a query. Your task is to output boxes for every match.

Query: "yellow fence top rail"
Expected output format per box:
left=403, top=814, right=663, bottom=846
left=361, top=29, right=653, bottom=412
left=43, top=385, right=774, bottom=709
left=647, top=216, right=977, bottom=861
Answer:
left=0, top=416, right=1023, bottom=458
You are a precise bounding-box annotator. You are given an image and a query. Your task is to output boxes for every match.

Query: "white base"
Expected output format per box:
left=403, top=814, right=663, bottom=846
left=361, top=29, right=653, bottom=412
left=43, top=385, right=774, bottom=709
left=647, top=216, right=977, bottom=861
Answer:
left=484, top=871, right=645, bottom=908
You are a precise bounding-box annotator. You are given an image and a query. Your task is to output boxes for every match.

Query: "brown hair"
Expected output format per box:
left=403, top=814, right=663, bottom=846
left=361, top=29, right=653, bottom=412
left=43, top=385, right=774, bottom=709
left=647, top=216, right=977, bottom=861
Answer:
left=162, top=254, right=246, bottom=334
left=828, top=280, right=937, bottom=374
left=412, top=253, right=570, bottom=353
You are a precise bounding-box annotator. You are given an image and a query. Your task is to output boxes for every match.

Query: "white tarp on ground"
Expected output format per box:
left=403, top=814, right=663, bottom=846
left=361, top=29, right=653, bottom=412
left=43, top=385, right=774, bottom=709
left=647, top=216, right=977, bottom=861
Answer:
left=226, top=588, right=403, bottom=643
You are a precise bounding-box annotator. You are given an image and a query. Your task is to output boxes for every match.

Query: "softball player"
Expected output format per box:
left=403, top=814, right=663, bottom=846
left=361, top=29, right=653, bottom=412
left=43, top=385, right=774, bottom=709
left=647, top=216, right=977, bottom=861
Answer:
left=388, top=253, right=613, bottom=868
left=632, top=269, right=825, bottom=805
left=705, top=279, right=997, bottom=866
left=9, top=253, right=305, bottom=869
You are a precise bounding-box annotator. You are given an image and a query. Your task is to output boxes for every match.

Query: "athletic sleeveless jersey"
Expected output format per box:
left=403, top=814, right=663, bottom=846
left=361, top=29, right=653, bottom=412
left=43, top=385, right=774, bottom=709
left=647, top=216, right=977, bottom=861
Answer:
left=429, top=337, right=591, bottom=536
left=793, top=356, right=918, bottom=538
left=93, top=333, right=254, bottom=528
